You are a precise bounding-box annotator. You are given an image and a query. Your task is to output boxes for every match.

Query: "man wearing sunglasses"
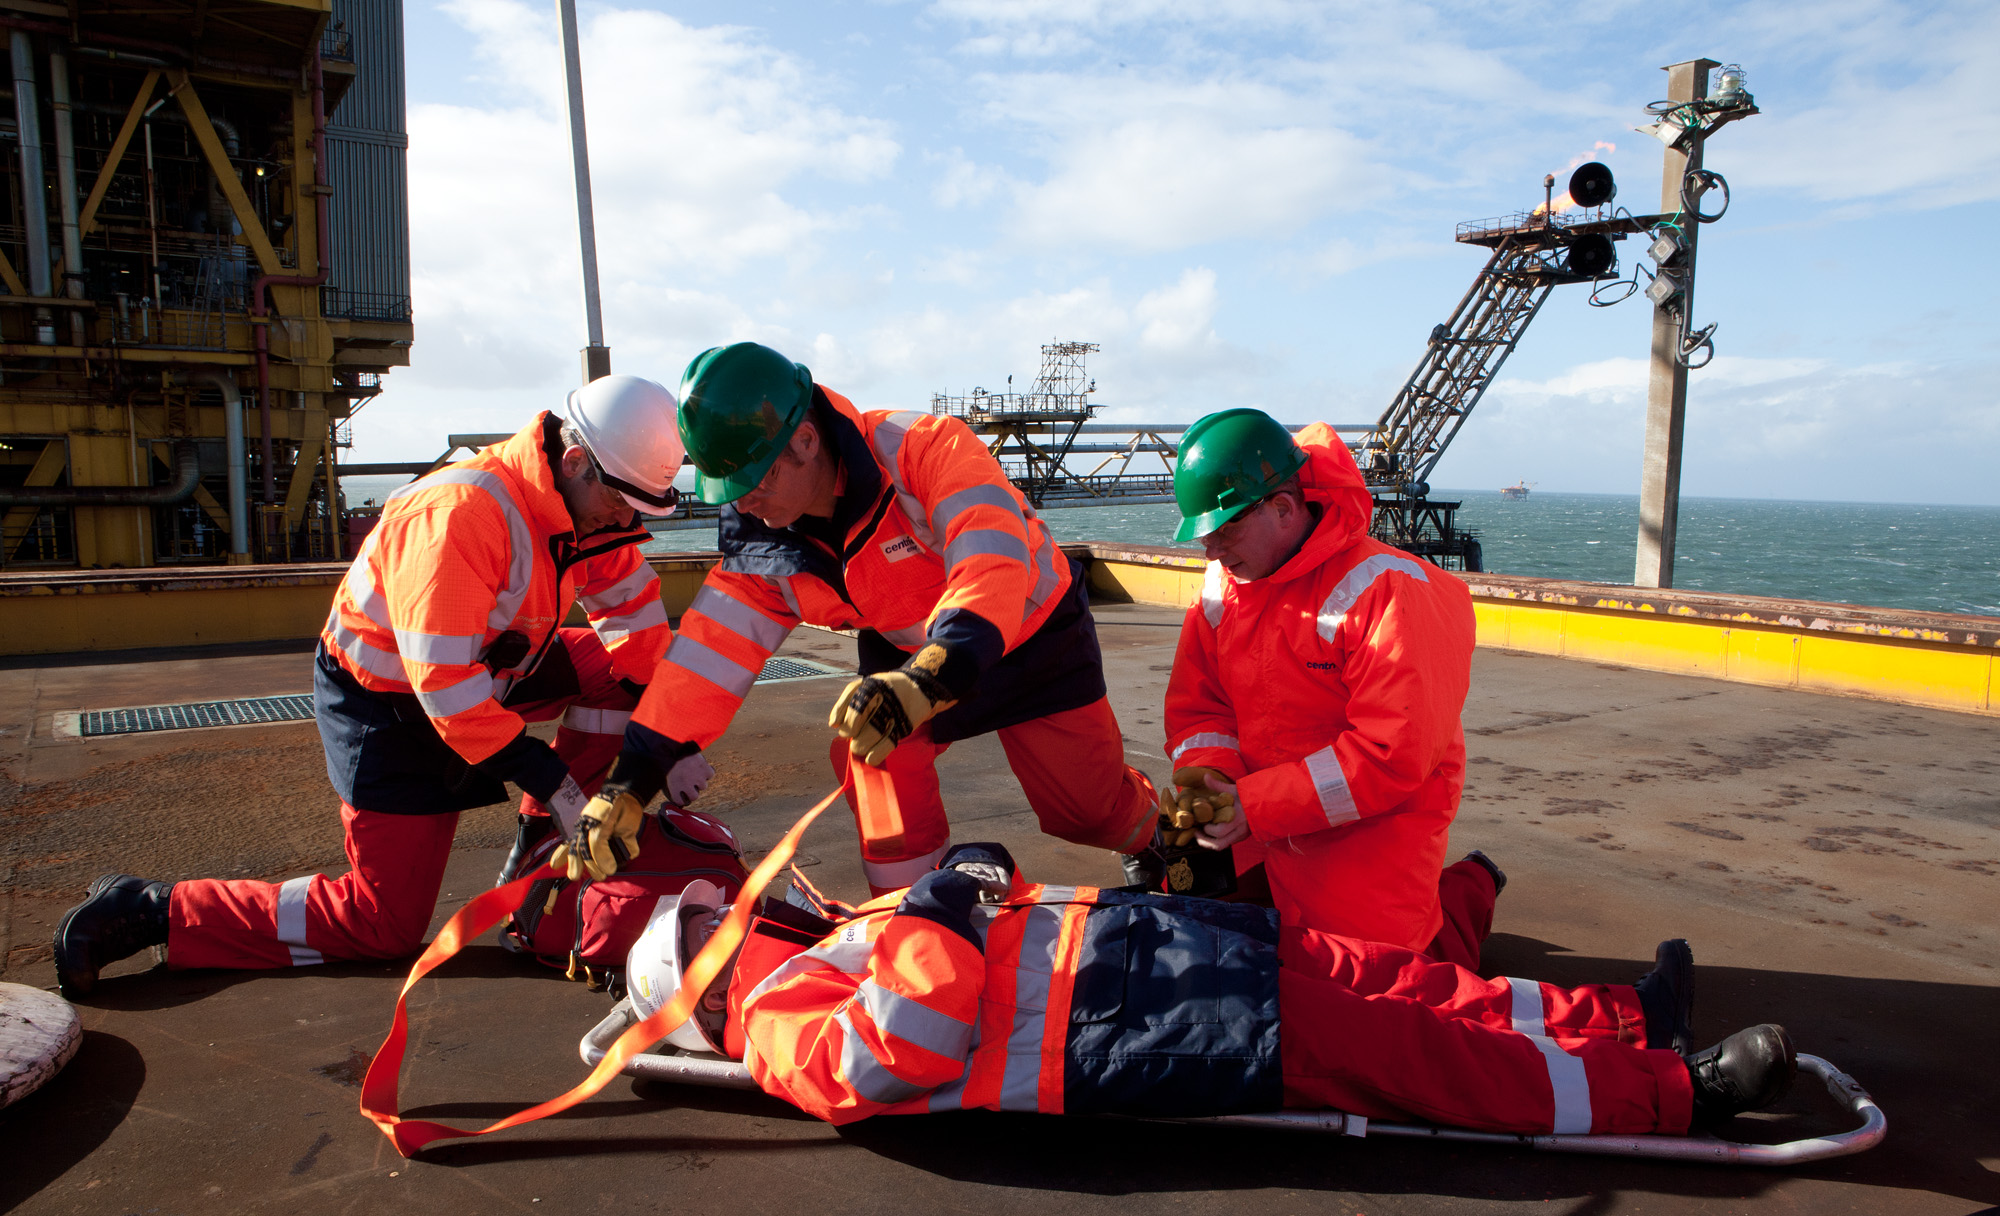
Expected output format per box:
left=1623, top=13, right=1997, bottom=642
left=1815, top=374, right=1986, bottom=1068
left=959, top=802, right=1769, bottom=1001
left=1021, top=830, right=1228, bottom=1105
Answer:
left=53, top=374, right=698, bottom=996
left=1150, top=408, right=1498, bottom=967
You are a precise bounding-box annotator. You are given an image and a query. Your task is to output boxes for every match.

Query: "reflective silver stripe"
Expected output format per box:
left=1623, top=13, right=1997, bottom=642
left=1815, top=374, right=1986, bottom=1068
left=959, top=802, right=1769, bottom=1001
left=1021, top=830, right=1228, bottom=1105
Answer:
left=768, top=575, right=803, bottom=620
left=1169, top=732, right=1241, bottom=764
left=342, top=529, right=392, bottom=628
left=858, top=979, right=974, bottom=1060
left=869, top=412, right=933, bottom=547
left=562, top=705, right=632, bottom=735
left=392, top=628, right=484, bottom=666
left=929, top=484, right=1023, bottom=542
left=414, top=468, right=540, bottom=632
left=1315, top=553, right=1432, bottom=641
left=664, top=635, right=757, bottom=699
left=879, top=623, right=928, bottom=649
left=944, top=528, right=1029, bottom=571
left=591, top=597, right=669, bottom=645
left=1508, top=977, right=1593, bottom=1134
left=1303, top=744, right=1358, bottom=827
left=414, top=668, right=498, bottom=718
left=861, top=842, right=951, bottom=891
left=276, top=875, right=323, bottom=967
left=326, top=617, right=409, bottom=682
left=691, top=585, right=791, bottom=653
left=1201, top=561, right=1228, bottom=627
left=997, top=903, right=1064, bottom=1111
left=577, top=563, right=658, bottom=615
left=834, top=1008, right=931, bottom=1104
left=1024, top=528, right=1062, bottom=615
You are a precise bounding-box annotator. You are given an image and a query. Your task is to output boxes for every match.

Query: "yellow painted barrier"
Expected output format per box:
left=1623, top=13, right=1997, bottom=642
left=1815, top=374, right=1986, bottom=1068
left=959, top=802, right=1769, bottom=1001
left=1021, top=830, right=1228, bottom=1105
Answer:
left=0, top=555, right=724, bottom=658
left=1069, top=544, right=1999, bottom=718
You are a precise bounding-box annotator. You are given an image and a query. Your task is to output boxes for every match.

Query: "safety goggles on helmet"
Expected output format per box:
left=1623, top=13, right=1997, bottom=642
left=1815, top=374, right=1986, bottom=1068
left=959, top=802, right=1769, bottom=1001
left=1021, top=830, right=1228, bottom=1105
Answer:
left=584, top=445, right=680, bottom=515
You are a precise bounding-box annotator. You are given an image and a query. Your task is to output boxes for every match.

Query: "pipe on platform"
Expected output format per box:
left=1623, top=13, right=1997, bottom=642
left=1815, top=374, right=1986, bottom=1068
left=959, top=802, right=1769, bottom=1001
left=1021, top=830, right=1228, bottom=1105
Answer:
left=9, top=30, right=53, bottom=345
left=177, top=369, right=248, bottom=556
left=48, top=45, right=83, bottom=345
left=250, top=52, right=329, bottom=506
left=0, top=441, right=198, bottom=506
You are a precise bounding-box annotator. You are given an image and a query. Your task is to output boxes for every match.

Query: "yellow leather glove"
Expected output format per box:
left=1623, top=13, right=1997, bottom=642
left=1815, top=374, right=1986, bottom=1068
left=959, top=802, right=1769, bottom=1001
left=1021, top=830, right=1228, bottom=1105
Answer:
left=550, top=787, right=646, bottom=881
left=829, top=644, right=959, bottom=767
left=1158, top=766, right=1238, bottom=846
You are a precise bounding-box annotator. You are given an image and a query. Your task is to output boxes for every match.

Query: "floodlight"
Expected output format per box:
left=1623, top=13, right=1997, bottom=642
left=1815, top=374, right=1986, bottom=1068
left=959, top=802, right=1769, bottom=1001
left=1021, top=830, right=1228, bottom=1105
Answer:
left=1645, top=268, right=1684, bottom=308
left=1648, top=228, right=1684, bottom=264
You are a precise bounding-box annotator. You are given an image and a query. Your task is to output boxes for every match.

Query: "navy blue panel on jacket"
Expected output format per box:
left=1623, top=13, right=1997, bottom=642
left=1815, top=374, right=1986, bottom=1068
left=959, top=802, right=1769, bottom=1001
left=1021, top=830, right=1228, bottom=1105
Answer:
left=314, top=643, right=511, bottom=814
left=1062, top=891, right=1284, bottom=1116
left=856, top=553, right=1108, bottom=744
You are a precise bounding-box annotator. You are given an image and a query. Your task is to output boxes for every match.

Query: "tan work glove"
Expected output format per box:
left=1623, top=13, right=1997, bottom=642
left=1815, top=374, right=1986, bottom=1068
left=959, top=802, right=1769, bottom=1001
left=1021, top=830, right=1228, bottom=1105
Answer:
left=551, top=787, right=646, bottom=881
left=1157, top=766, right=1239, bottom=846
left=829, top=644, right=959, bottom=767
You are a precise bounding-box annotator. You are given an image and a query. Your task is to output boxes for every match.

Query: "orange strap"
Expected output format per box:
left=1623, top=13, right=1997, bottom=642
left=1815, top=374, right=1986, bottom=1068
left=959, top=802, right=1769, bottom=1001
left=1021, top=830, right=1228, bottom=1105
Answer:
left=360, top=783, right=849, bottom=1157
left=851, top=756, right=905, bottom=855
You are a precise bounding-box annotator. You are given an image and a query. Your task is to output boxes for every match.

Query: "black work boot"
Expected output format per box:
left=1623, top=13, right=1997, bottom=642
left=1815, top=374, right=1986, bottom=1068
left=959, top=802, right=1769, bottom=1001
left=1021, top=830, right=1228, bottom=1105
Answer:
left=1464, top=849, right=1507, bottom=895
left=497, top=812, right=557, bottom=887
left=53, top=874, right=174, bottom=1000
left=1634, top=938, right=1695, bottom=1054
left=1119, top=827, right=1168, bottom=892
left=1687, top=1024, right=1797, bottom=1125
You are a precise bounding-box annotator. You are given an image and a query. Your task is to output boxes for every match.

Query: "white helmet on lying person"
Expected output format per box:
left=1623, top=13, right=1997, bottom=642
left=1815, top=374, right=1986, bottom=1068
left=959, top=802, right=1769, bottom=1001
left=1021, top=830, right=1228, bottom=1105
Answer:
left=627, top=879, right=734, bottom=1053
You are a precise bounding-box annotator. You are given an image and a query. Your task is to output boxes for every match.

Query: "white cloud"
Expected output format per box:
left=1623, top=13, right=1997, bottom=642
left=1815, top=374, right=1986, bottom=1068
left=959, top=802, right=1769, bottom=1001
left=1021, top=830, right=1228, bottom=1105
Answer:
left=1008, top=108, right=1384, bottom=249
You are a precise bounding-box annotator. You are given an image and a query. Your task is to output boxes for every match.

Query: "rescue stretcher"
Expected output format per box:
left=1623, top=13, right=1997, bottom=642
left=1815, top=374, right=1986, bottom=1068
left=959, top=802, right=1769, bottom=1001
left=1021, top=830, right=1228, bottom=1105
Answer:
left=580, top=997, right=1887, bottom=1166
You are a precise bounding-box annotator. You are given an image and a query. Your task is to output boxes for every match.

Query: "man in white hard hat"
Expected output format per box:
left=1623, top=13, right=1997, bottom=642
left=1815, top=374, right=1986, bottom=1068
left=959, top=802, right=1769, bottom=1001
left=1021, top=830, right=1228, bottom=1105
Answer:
left=54, top=375, right=709, bottom=997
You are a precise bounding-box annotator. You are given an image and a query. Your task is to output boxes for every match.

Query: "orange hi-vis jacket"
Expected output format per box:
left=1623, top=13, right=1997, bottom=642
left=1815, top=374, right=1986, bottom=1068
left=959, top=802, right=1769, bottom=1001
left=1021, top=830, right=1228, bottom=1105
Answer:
left=322, top=413, right=671, bottom=771
left=632, top=387, right=1077, bottom=749
left=1163, top=423, right=1476, bottom=949
left=733, top=863, right=1284, bottom=1125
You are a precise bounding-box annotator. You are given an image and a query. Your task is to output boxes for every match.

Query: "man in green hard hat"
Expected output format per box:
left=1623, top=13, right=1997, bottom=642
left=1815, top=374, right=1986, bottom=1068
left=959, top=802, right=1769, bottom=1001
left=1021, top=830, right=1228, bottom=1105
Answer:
left=570, top=341, right=1159, bottom=897
left=1152, top=407, right=1501, bottom=966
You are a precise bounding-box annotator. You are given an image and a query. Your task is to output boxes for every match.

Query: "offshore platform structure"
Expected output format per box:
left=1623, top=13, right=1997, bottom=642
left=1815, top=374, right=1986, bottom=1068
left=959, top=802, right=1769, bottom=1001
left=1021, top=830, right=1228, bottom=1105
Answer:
left=1361, top=63, right=1757, bottom=572
left=930, top=341, right=1111, bottom=507
left=0, top=0, right=411, bottom=570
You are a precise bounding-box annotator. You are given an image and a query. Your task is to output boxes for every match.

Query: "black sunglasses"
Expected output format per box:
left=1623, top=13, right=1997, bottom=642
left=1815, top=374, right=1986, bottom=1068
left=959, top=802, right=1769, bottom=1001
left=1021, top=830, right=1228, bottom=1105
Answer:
left=586, top=449, right=679, bottom=513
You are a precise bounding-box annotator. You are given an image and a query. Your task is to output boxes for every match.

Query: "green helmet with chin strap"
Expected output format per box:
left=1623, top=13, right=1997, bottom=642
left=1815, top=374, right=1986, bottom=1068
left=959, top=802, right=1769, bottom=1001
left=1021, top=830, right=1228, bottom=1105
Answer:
left=676, top=342, right=816, bottom=504
left=1171, top=408, right=1307, bottom=542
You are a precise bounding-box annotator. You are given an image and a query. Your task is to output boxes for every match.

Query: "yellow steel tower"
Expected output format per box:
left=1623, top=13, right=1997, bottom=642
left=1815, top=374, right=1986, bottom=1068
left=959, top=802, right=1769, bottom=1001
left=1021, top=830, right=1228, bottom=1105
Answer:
left=0, top=0, right=411, bottom=568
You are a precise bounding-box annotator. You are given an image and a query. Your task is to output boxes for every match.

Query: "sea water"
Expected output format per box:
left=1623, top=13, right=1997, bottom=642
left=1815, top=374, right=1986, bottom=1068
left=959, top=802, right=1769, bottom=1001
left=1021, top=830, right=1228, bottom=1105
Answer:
left=339, top=475, right=1999, bottom=618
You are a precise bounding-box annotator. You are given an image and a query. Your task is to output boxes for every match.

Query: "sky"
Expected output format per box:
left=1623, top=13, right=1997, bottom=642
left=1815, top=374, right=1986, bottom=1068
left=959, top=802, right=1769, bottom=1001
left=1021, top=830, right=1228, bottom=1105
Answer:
left=354, top=0, right=2000, bottom=505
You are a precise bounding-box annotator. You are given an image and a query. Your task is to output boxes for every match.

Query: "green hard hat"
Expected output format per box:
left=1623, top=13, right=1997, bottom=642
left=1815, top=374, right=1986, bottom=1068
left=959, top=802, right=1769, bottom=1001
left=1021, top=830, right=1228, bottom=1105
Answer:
left=1172, top=408, right=1307, bottom=542
left=676, top=342, right=816, bottom=504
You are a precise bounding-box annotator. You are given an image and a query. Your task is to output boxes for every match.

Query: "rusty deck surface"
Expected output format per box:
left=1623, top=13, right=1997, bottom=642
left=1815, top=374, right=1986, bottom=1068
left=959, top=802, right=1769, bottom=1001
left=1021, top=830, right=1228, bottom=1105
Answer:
left=1, top=603, right=1995, bottom=1215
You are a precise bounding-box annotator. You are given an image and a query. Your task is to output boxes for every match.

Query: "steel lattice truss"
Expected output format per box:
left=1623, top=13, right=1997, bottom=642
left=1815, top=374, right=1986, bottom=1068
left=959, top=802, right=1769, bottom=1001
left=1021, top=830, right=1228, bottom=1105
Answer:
left=1364, top=236, right=1560, bottom=494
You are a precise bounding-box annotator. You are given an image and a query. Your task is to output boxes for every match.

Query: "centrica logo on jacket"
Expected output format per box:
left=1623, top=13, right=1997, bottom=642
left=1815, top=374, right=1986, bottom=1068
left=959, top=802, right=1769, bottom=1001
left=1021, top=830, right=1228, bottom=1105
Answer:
left=878, top=534, right=922, bottom=563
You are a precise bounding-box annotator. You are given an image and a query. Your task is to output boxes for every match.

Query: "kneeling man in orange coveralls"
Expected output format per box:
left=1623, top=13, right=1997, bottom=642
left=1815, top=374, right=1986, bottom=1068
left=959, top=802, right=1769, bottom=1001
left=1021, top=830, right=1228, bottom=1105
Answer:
left=631, top=844, right=1796, bottom=1133
left=1142, top=408, right=1501, bottom=966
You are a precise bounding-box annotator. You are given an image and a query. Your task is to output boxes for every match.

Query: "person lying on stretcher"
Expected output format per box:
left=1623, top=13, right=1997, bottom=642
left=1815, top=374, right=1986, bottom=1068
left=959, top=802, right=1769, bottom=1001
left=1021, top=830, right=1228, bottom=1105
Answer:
left=627, top=843, right=1796, bottom=1133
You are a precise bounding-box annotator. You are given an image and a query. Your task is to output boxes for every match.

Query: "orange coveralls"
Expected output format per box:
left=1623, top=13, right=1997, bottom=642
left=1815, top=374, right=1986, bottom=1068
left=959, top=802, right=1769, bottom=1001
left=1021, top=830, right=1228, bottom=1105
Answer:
left=1164, top=424, right=1486, bottom=956
left=169, top=414, right=670, bottom=968
left=630, top=388, right=1156, bottom=894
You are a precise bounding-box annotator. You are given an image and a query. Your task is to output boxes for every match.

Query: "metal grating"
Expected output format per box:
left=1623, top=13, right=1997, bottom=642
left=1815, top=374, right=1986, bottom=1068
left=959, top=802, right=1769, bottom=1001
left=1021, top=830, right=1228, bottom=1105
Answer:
left=756, top=657, right=848, bottom=683
left=79, top=695, right=316, bottom=737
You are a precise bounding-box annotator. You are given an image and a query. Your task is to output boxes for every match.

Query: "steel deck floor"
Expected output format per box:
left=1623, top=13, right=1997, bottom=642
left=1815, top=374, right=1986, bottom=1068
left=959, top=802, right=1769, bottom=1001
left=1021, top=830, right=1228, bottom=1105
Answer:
left=1, top=602, right=1995, bottom=1215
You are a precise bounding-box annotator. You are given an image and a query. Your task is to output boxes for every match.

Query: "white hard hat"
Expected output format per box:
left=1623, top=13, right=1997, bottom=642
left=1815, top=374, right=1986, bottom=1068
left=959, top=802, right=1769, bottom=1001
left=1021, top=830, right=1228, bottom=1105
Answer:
left=562, top=374, right=685, bottom=516
left=626, top=879, right=728, bottom=1053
